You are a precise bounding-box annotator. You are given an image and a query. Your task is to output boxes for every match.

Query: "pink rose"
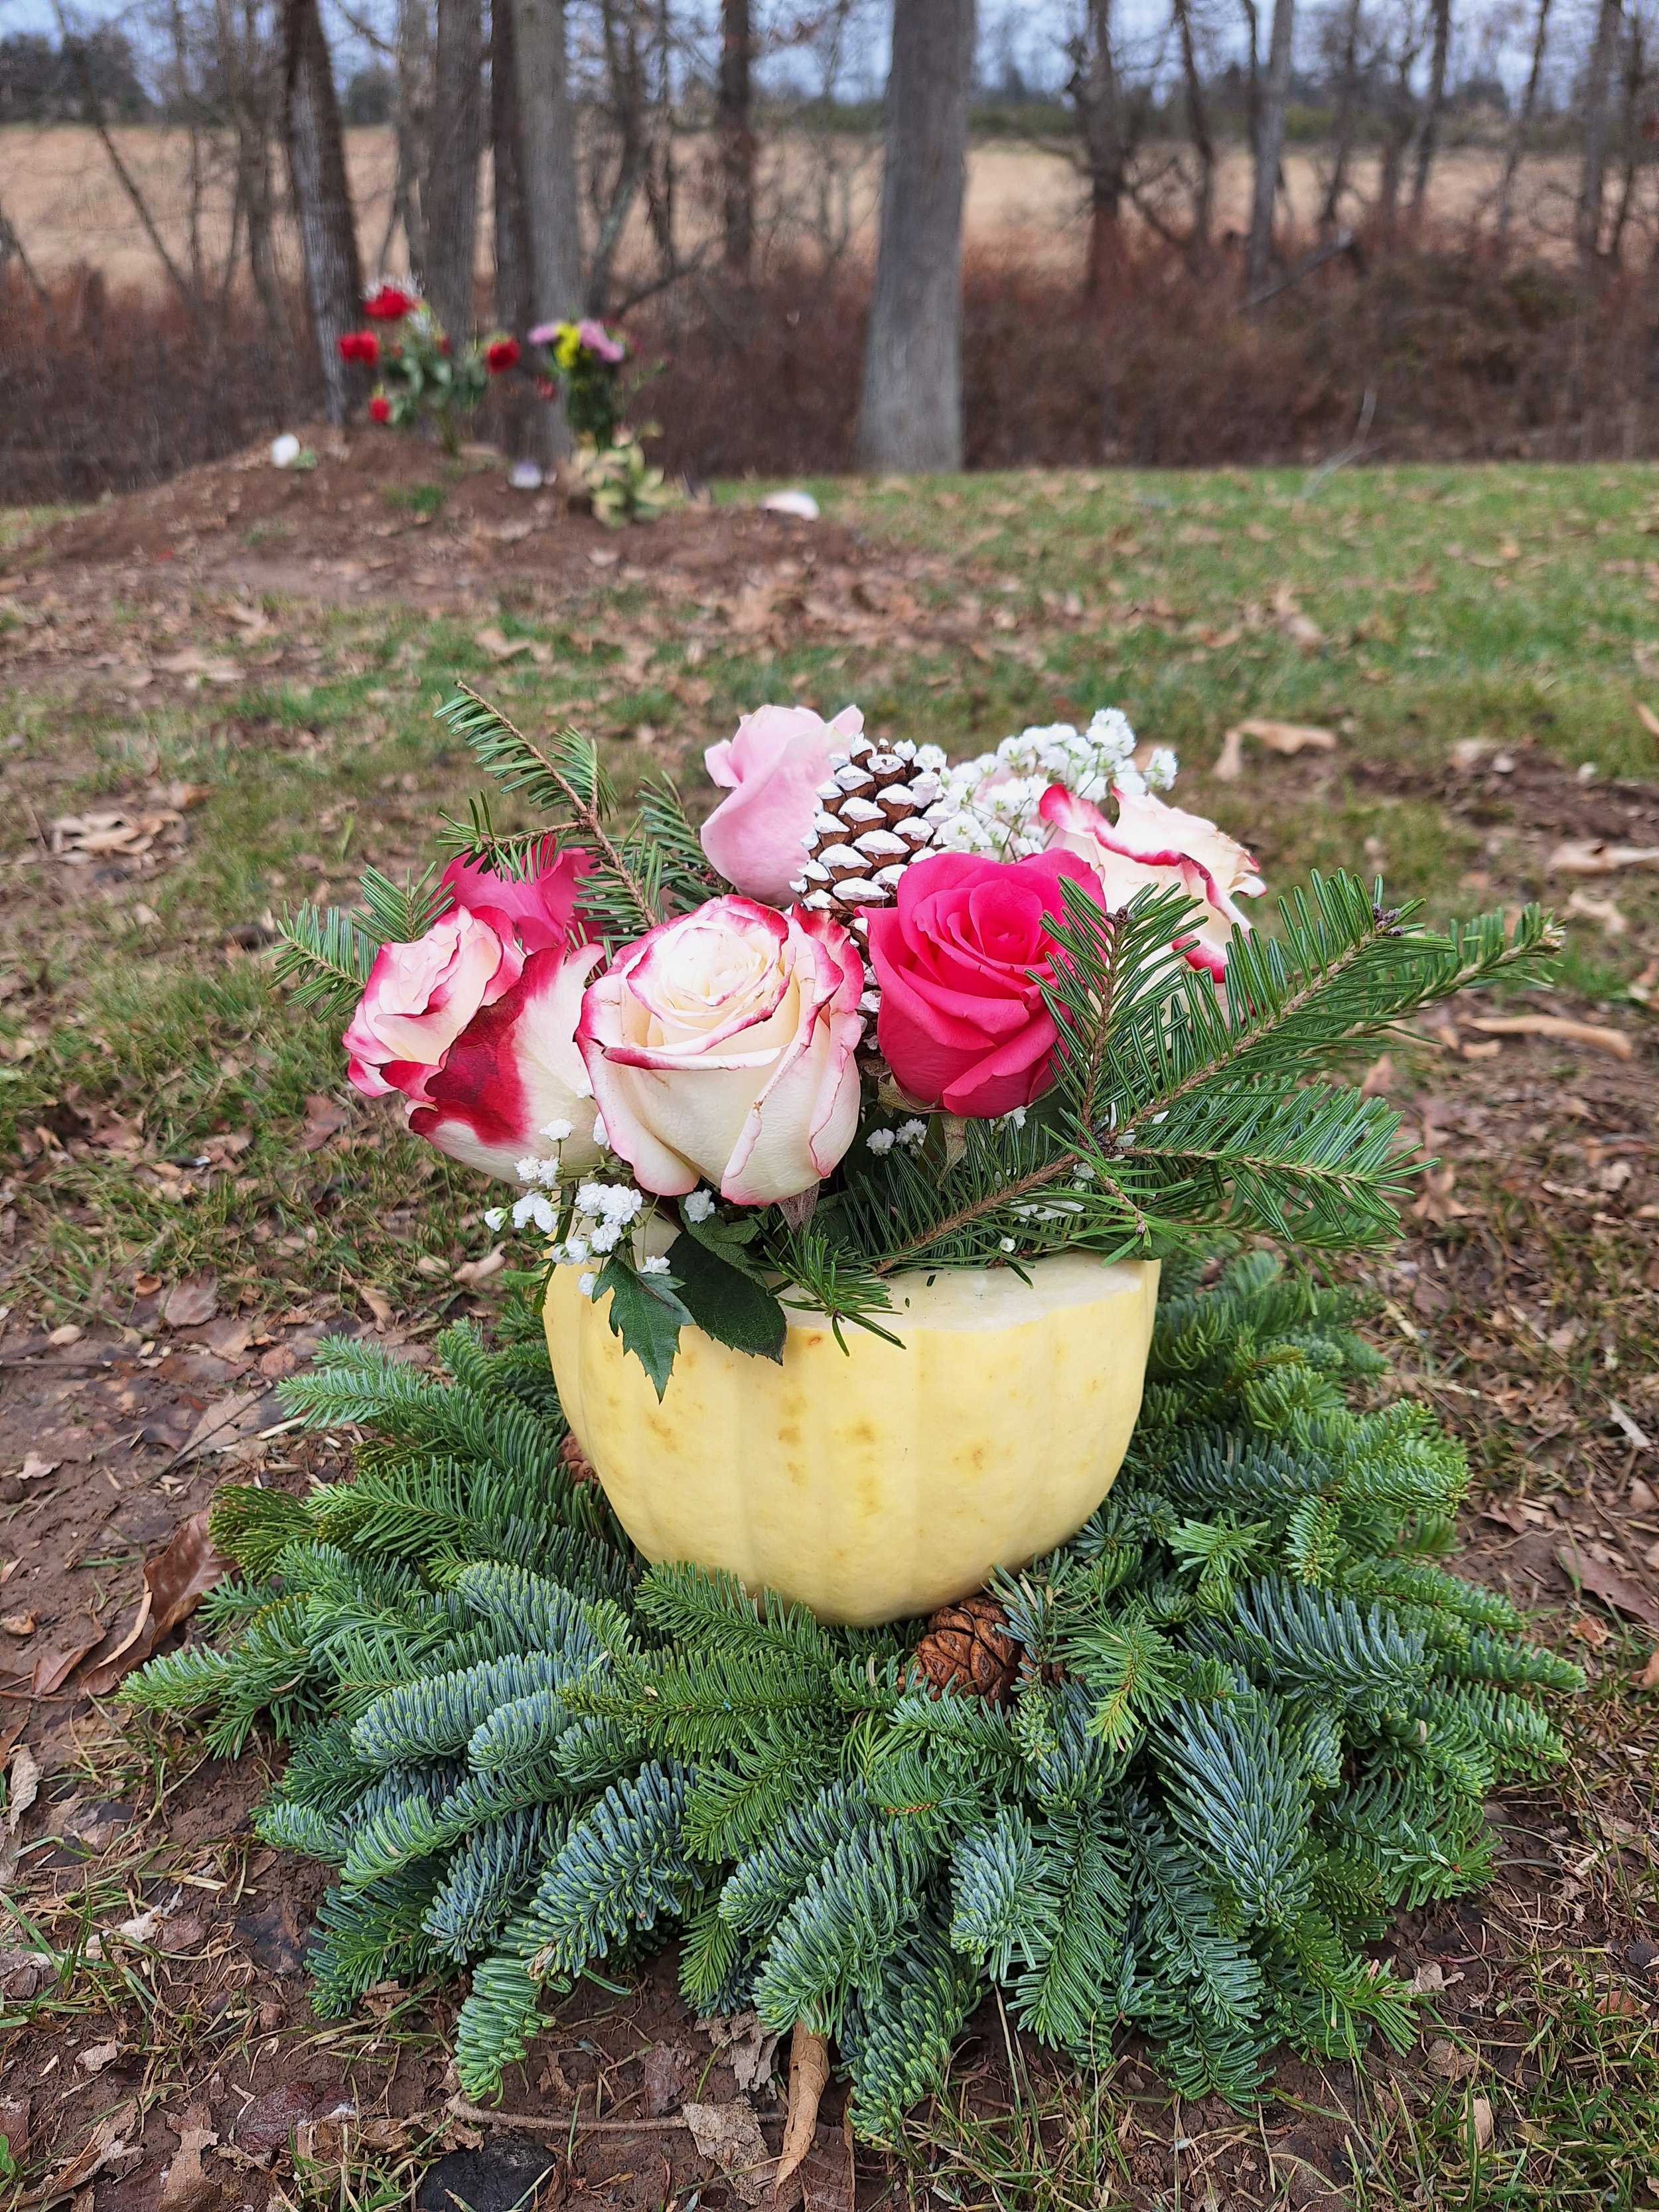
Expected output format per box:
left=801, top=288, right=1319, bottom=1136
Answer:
left=576, top=318, right=626, bottom=363
left=1039, top=784, right=1264, bottom=978
left=407, top=943, right=606, bottom=1181
left=344, top=909, right=523, bottom=1102
left=438, top=841, right=588, bottom=957
left=577, top=897, right=864, bottom=1205
left=700, top=703, right=865, bottom=906
left=866, top=849, right=1104, bottom=1119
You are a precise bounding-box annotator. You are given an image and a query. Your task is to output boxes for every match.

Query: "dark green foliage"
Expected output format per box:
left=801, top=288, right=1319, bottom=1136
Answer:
left=127, top=1256, right=1579, bottom=2142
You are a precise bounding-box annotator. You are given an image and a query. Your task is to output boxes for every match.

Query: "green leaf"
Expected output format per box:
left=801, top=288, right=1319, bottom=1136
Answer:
left=595, top=1256, right=691, bottom=1399
left=668, top=1234, right=786, bottom=1365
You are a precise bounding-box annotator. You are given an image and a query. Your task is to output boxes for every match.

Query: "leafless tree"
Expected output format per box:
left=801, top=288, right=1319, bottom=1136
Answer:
left=1607, top=9, right=1651, bottom=261
left=718, top=0, right=755, bottom=275
left=1496, top=0, right=1553, bottom=240
left=1318, top=0, right=1364, bottom=234
left=284, top=0, right=364, bottom=421
left=856, top=0, right=975, bottom=471
left=1246, top=0, right=1294, bottom=291
left=1579, top=0, right=1628, bottom=271
left=424, top=0, right=484, bottom=339
left=1409, top=0, right=1453, bottom=215
left=1071, top=0, right=1132, bottom=299
left=1172, top=0, right=1216, bottom=258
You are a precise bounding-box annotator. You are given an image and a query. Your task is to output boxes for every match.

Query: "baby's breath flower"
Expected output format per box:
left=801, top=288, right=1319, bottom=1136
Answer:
left=482, top=1207, right=506, bottom=1231
left=540, top=1118, right=575, bottom=1143
left=640, top=1254, right=672, bottom=1275
left=578, top=1272, right=597, bottom=1297
left=683, top=1189, right=716, bottom=1222
left=866, top=1127, right=897, bottom=1155
left=895, top=1119, right=928, bottom=1151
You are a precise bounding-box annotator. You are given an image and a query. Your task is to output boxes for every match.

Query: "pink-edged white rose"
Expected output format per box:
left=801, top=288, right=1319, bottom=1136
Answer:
left=700, top=703, right=865, bottom=906
left=577, top=897, right=865, bottom=1205
left=407, top=943, right=606, bottom=1180
left=1039, top=783, right=1265, bottom=977
left=343, top=909, right=523, bottom=1102
left=438, top=839, right=588, bottom=957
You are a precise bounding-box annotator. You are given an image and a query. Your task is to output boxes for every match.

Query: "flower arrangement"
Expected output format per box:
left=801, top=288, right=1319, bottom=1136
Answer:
left=528, top=316, right=675, bottom=528
left=339, top=281, right=520, bottom=456
left=280, top=690, right=1553, bottom=1397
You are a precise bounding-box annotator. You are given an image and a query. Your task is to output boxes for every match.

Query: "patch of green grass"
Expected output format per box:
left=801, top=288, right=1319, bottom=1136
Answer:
left=380, top=480, right=447, bottom=518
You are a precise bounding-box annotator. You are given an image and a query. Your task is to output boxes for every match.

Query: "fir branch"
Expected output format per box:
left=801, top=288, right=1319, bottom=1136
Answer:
left=273, top=901, right=380, bottom=1017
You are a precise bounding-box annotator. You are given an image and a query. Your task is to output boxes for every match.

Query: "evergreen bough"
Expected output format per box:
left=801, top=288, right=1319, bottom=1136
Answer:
left=126, top=1256, right=1580, bottom=2140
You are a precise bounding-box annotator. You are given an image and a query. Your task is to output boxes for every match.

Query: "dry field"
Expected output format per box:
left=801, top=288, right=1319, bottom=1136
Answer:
left=0, top=123, right=1582, bottom=294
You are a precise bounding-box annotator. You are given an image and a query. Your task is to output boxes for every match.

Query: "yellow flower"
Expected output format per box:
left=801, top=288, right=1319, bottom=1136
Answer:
left=553, top=327, right=581, bottom=370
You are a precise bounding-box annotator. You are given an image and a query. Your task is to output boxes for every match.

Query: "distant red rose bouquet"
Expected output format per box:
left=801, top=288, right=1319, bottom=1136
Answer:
left=338, top=282, right=521, bottom=454
left=280, top=692, right=1550, bottom=1392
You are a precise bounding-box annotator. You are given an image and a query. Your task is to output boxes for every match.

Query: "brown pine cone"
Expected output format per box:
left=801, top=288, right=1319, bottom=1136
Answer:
left=559, top=1431, right=597, bottom=1486
left=912, top=1593, right=1021, bottom=1704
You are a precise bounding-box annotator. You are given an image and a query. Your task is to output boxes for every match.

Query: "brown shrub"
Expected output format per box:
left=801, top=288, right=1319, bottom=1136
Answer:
left=4, top=232, right=1658, bottom=503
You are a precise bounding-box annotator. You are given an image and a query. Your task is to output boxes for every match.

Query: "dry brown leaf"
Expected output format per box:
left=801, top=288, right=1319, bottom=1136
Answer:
left=51, top=808, right=184, bottom=861
left=1426, top=2039, right=1479, bottom=2082
left=1636, top=701, right=1659, bottom=740
left=0, top=2093, right=29, bottom=2162
left=356, top=1282, right=394, bottom=1328
left=453, top=1248, right=506, bottom=1289
left=0, top=1613, right=36, bottom=1639
left=474, top=627, right=535, bottom=662
left=1470, top=2095, right=1494, bottom=2151
left=77, top=2042, right=119, bottom=2075
left=1238, top=717, right=1337, bottom=756
left=1212, top=727, right=1245, bottom=781
left=6, top=1743, right=38, bottom=1833
left=18, top=1454, right=58, bottom=1483
left=776, top=2028, right=831, bottom=2195
left=152, top=650, right=242, bottom=684
left=31, top=1624, right=106, bottom=1697
left=300, top=1094, right=348, bottom=1151
left=683, top=2102, right=773, bottom=2205
left=161, top=1275, right=219, bottom=1329
left=169, top=1388, right=279, bottom=1465
left=1359, top=1052, right=1394, bottom=1096
left=158, top=2108, right=220, bottom=2212
left=1555, top=1542, right=1659, bottom=1633
left=1412, top=1167, right=1471, bottom=1224
left=1548, top=839, right=1659, bottom=875
left=25, top=2100, right=140, bottom=2209
left=1565, top=889, right=1628, bottom=936
left=81, top=1511, right=227, bottom=1698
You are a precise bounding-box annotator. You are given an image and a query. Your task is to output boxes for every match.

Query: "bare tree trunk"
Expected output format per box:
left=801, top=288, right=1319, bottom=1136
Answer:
left=718, top=0, right=755, bottom=276
left=1496, top=0, right=1551, bottom=241
left=1246, top=0, right=1293, bottom=293
left=1579, top=0, right=1625, bottom=273
left=425, top=0, right=484, bottom=342
left=1173, top=0, right=1214, bottom=259
left=1410, top=0, right=1453, bottom=216
left=855, top=0, right=975, bottom=473
left=1074, top=0, right=1127, bottom=302
left=513, top=0, right=584, bottom=455
left=284, top=0, right=363, bottom=424
left=392, top=0, right=431, bottom=279
left=1377, top=39, right=1421, bottom=235
left=217, top=0, right=293, bottom=359
left=492, top=0, right=535, bottom=455
left=1609, top=14, right=1646, bottom=263
left=1319, top=0, right=1362, bottom=233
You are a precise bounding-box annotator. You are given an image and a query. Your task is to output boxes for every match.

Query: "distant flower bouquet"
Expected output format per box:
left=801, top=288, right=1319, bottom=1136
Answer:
left=340, top=283, right=520, bottom=455
left=280, top=688, right=1553, bottom=1396
left=531, top=317, right=630, bottom=447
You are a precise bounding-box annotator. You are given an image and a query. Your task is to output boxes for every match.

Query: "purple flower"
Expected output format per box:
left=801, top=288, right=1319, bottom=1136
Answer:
left=576, top=319, right=626, bottom=364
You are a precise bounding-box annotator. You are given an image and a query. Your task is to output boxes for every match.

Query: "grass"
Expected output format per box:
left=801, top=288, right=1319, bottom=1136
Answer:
left=1, top=459, right=1657, bottom=2205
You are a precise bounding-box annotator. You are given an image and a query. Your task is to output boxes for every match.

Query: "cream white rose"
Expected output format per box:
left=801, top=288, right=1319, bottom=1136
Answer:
left=576, top=897, right=865, bottom=1205
left=1039, top=782, right=1265, bottom=976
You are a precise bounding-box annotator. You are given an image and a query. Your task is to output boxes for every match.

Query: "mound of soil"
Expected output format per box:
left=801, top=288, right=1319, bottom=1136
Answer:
left=16, top=425, right=848, bottom=607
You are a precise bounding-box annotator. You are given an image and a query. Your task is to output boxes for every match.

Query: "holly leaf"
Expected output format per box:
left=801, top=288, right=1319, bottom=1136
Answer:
left=595, top=1255, right=692, bottom=1399
left=668, top=1233, right=786, bottom=1364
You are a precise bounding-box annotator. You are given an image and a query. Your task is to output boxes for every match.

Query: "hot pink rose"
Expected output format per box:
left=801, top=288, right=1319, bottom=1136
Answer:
left=344, top=909, right=523, bottom=1103
left=577, top=897, right=864, bottom=1205
left=866, top=849, right=1104, bottom=1119
left=699, top=703, right=865, bottom=906
left=437, top=842, right=588, bottom=957
left=1039, top=784, right=1264, bottom=978
left=407, top=943, right=607, bottom=1181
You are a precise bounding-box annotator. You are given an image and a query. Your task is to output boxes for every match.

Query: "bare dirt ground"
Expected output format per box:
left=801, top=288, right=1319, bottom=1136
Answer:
left=1, top=449, right=1657, bottom=2209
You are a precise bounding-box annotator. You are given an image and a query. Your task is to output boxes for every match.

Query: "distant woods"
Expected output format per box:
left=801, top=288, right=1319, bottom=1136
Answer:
left=7, top=0, right=1659, bottom=475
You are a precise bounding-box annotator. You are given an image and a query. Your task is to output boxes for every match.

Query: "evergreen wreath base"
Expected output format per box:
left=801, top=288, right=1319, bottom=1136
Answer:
left=127, top=1252, right=1583, bottom=2142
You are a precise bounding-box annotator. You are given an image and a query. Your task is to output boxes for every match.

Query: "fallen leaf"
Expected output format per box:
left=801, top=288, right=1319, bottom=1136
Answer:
left=1450, top=738, right=1494, bottom=769
left=1599, top=1987, right=1642, bottom=2017
left=27, top=2099, right=140, bottom=2207
left=46, top=1324, right=82, bottom=1347
left=1547, top=840, right=1659, bottom=875
left=151, top=650, right=241, bottom=684
left=0, top=1613, right=36, bottom=1638
left=1555, top=1542, right=1659, bottom=1633
left=1426, top=2038, right=1479, bottom=2082
left=1470, top=2094, right=1494, bottom=2151
left=6, top=1744, right=38, bottom=1832
left=1359, top=1052, right=1394, bottom=1096
left=1566, top=888, right=1628, bottom=936
left=158, top=2105, right=219, bottom=2212
left=1570, top=1612, right=1611, bottom=1650
left=1636, top=701, right=1659, bottom=740
left=0, top=2093, right=29, bottom=2162
left=31, top=1625, right=106, bottom=1697
left=776, top=2026, right=830, bottom=2195
left=300, top=1094, right=348, bottom=1150
left=1238, top=717, right=1337, bottom=757
left=356, top=1282, right=394, bottom=1328
left=82, top=1511, right=228, bottom=1696
left=1411, top=1961, right=1465, bottom=1994
left=1611, top=1400, right=1654, bottom=1451
left=681, top=2102, right=773, bottom=2205
left=1412, top=1167, right=1471, bottom=1224
left=1465, top=1014, right=1632, bottom=1061
left=77, top=2041, right=119, bottom=2075
left=17, top=1453, right=58, bottom=1482
left=473, top=627, right=534, bottom=661
left=1212, top=727, right=1245, bottom=781
left=1642, top=1650, right=1659, bottom=1691
left=453, top=1248, right=506, bottom=1288
left=133, top=1272, right=162, bottom=1297
left=169, top=1389, right=279, bottom=1466
left=161, top=1275, right=218, bottom=1329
